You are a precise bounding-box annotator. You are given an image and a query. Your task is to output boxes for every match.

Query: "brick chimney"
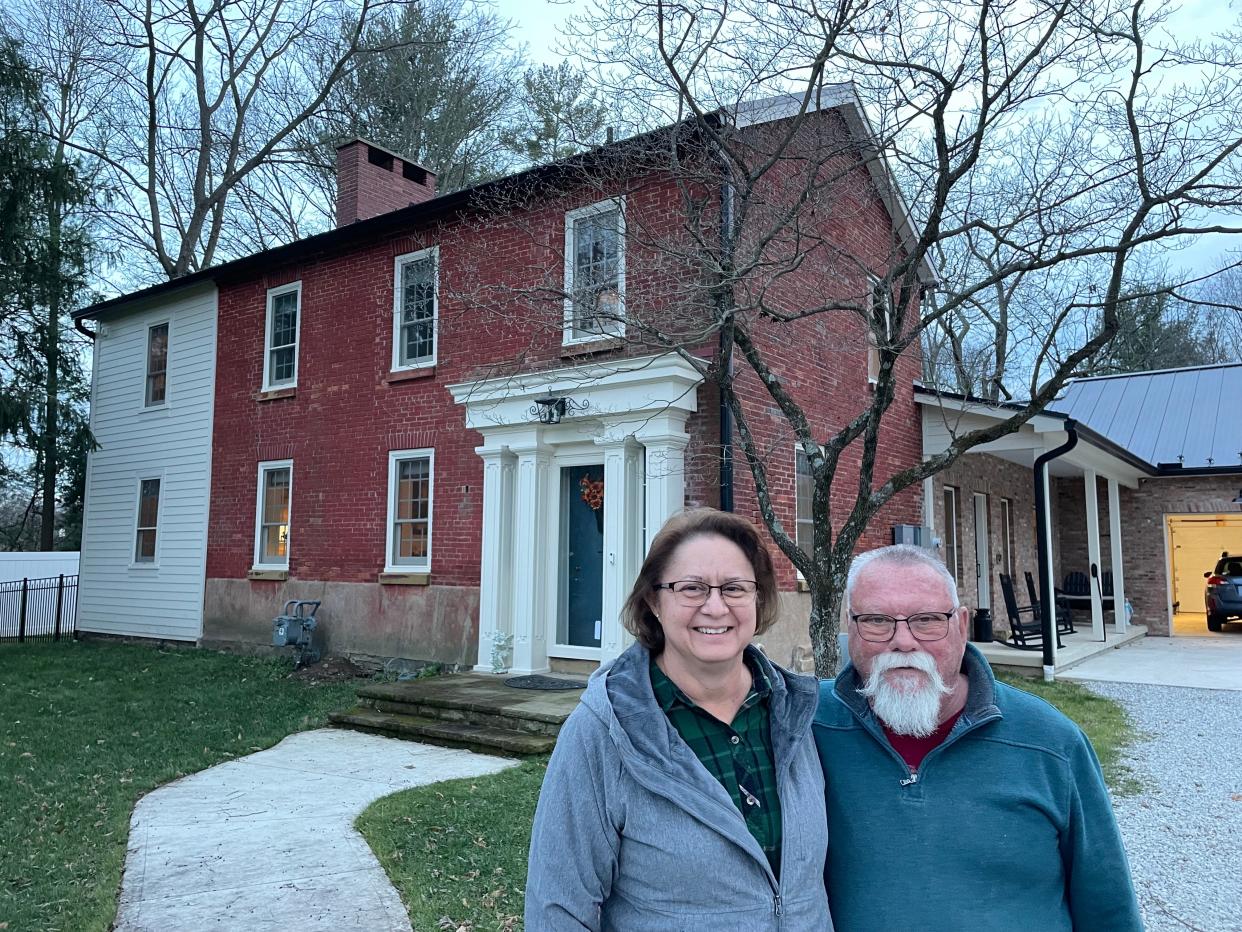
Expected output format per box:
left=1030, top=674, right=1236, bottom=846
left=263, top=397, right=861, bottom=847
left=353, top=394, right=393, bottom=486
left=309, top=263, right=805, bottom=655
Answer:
left=335, top=139, right=437, bottom=227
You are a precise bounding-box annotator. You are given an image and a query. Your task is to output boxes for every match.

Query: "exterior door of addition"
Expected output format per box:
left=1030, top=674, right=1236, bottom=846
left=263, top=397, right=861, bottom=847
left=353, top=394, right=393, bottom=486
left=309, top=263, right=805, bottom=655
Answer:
left=558, top=465, right=605, bottom=649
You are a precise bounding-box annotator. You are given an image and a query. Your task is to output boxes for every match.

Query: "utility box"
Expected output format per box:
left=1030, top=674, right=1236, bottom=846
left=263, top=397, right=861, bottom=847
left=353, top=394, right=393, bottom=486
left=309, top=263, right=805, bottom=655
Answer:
left=892, top=524, right=924, bottom=546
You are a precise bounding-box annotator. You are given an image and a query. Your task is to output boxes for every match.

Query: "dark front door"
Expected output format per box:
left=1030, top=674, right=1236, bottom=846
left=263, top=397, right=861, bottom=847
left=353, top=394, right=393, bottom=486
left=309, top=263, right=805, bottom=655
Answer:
left=559, top=464, right=604, bottom=648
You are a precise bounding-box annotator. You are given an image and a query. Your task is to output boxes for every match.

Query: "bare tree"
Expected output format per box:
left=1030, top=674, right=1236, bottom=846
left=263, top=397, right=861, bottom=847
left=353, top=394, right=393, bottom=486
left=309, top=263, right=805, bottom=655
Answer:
left=486, top=0, right=1242, bottom=675
left=6, top=0, right=418, bottom=283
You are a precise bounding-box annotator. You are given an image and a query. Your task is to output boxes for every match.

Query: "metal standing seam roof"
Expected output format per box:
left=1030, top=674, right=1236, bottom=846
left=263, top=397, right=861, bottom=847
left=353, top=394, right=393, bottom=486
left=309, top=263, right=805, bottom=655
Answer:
left=1052, top=362, right=1242, bottom=472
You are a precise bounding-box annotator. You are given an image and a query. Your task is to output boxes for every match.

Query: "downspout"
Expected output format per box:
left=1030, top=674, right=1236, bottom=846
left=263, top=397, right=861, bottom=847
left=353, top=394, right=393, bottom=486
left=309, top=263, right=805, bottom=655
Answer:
left=74, top=316, right=96, bottom=340
left=1033, top=419, right=1078, bottom=682
left=717, top=148, right=735, bottom=512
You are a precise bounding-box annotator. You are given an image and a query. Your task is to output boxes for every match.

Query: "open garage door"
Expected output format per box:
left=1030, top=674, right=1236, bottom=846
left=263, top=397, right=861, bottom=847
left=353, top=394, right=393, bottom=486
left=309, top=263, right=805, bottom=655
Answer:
left=1167, top=514, right=1242, bottom=626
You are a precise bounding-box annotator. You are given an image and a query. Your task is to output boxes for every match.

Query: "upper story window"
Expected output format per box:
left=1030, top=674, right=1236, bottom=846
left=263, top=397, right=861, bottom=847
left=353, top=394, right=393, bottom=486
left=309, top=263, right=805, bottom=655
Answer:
left=145, top=322, right=168, bottom=406
left=564, top=198, right=625, bottom=344
left=263, top=283, right=301, bottom=391
left=386, top=449, right=433, bottom=571
left=254, top=461, right=293, bottom=569
left=393, top=246, right=438, bottom=370
left=867, top=275, right=892, bottom=384
left=134, top=477, right=161, bottom=564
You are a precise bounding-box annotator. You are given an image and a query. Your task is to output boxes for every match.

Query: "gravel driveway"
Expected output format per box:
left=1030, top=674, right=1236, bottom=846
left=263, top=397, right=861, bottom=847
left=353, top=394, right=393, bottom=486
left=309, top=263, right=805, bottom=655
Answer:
left=1085, top=681, right=1242, bottom=932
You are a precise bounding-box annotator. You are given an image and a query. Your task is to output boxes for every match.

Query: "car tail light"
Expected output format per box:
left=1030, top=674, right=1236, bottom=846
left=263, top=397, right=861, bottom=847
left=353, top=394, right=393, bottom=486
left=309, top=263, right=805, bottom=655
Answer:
left=1207, top=575, right=1227, bottom=585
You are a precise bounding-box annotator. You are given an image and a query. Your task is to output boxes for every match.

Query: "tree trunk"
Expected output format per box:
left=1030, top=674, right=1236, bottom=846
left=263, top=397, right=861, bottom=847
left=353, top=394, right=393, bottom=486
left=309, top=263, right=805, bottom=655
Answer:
left=808, top=578, right=846, bottom=678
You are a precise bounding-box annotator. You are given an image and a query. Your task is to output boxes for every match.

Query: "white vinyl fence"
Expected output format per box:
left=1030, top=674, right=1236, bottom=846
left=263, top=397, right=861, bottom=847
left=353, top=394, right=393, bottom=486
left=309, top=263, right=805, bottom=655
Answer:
left=0, top=551, right=80, bottom=584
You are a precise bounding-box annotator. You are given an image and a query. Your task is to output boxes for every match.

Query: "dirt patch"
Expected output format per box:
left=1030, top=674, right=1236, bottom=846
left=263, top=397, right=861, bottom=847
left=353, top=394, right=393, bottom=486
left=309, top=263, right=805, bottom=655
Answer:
left=289, top=656, right=371, bottom=684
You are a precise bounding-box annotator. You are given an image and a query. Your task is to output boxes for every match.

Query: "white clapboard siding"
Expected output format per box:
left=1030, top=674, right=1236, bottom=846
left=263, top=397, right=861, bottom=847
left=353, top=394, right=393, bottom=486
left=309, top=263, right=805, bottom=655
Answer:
left=78, top=284, right=217, bottom=641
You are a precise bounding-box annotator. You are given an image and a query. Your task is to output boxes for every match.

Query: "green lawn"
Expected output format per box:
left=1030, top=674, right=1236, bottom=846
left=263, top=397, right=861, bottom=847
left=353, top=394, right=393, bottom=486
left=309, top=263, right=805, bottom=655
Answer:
left=0, top=640, right=362, bottom=932
left=360, top=673, right=1139, bottom=931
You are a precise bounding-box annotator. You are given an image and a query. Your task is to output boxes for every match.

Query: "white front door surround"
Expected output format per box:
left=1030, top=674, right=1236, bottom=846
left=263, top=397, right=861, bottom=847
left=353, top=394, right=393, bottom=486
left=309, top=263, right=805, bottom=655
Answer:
left=449, top=354, right=703, bottom=674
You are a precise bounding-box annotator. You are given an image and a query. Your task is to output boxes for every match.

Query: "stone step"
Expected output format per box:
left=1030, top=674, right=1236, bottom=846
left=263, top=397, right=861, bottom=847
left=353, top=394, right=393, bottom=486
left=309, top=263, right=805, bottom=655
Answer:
left=329, top=707, right=558, bottom=757
left=366, top=698, right=561, bottom=737
left=356, top=680, right=573, bottom=725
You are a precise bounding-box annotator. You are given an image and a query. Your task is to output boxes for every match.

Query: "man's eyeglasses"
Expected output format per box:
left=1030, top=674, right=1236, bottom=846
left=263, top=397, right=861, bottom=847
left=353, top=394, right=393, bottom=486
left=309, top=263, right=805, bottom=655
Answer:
left=654, top=580, right=759, bottom=606
left=849, top=611, right=955, bottom=642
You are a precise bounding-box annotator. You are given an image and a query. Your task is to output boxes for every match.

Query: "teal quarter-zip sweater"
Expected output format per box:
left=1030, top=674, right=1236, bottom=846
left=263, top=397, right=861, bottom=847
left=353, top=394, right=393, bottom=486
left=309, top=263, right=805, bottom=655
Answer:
left=812, top=643, right=1142, bottom=932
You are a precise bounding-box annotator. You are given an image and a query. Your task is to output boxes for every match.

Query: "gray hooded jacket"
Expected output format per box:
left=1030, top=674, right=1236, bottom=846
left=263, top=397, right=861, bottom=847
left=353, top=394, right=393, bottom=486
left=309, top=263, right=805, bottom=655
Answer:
left=524, top=642, right=832, bottom=931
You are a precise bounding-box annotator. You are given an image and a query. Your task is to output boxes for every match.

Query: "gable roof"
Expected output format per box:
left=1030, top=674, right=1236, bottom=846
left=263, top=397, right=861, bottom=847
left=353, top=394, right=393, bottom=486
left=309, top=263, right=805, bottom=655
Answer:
left=1053, top=362, right=1242, bottom=474
left=77, top=87, right=934, bottom=321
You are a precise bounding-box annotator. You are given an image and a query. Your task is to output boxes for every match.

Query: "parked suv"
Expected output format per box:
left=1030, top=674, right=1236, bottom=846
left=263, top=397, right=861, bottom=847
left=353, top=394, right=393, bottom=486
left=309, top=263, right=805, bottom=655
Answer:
left=1204, top=553, right=1242, bottom=632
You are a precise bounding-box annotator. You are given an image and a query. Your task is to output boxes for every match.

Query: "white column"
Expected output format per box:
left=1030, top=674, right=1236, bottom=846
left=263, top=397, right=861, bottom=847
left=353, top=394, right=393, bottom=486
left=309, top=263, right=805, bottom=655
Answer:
left=1041, top=466, right=1058, bottom=668
left=1108, top=477, right=1128, bottom=632
left=597, top=437, right=644, bottom=665
left=1084, top=469, right=1104, bottom=641
left=509, top=441, right=552, bottom=674
left=473, top=447, right=515, bottom=672
left=636, top=417, right=690, bottom=553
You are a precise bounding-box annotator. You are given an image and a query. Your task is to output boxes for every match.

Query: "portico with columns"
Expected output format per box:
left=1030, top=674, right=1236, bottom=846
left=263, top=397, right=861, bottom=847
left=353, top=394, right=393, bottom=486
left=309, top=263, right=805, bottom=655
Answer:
left=919, top=391, right=1150, bottom=671
left=449, top=354, right=703, bottom=674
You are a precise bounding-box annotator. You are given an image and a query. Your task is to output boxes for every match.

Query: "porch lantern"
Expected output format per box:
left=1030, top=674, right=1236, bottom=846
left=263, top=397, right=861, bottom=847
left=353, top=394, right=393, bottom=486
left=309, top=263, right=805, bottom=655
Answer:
left=532, top=396, right=567, bottom=425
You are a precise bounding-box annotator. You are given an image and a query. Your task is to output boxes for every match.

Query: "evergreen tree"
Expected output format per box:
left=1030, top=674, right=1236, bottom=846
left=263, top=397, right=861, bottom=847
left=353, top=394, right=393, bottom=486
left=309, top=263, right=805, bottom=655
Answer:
left=0, top=34, right=93, bottom=550
left=502, top=63, right=609, bottom=165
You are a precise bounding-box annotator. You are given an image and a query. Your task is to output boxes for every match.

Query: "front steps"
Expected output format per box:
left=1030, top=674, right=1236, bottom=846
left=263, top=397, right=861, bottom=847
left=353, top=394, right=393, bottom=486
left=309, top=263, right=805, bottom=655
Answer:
left=329, top=672, right=585, bottom=756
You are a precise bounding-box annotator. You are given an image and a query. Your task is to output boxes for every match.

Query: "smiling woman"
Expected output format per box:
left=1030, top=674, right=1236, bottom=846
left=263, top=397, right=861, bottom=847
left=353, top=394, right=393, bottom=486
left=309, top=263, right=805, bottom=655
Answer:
left=524, top=508, right=832, bottom=931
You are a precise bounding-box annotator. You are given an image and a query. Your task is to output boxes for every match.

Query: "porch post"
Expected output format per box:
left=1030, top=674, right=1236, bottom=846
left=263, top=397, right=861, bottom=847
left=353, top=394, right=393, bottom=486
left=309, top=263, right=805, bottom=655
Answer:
left=1108, top=477, right=1128, bottom=632
left=509, top=440, right=552, bottom=674
left=473, top=447, right=515, bottom=672
left=1083, top=469, right=1105, bottom=640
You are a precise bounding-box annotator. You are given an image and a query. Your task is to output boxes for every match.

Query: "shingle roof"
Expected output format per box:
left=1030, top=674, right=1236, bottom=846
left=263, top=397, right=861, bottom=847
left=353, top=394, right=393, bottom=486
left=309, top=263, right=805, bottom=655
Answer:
left=1053, top=363, right=1242, bottom=472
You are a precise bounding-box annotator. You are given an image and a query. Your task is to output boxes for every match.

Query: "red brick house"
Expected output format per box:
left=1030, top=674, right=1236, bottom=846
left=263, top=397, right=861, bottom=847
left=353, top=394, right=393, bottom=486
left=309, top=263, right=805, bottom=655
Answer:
left=73, top=90, right=931, bottom=673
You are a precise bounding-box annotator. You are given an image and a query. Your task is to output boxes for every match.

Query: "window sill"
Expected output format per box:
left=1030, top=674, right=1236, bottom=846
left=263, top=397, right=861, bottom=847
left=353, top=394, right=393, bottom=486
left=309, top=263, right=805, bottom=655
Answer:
left=255, top=387, right=296, bottom=403
left=798, top=577, right=811, bottom=593
left=561, top=336, right=624, bottom=358
left=139, top=402, right=170, bottom=413
left=248, top=569, right=288, bottom=581
left=129, top=562, right=160, bottom=570
left=384, top=366, right=436, bottom=384
left=379, top=571, right=430, bottom=586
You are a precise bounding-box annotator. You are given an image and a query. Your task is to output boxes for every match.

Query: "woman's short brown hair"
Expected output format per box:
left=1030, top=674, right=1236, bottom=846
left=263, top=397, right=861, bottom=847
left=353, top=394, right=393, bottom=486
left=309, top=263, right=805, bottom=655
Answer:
left=621, top=508, right=780, bottom=653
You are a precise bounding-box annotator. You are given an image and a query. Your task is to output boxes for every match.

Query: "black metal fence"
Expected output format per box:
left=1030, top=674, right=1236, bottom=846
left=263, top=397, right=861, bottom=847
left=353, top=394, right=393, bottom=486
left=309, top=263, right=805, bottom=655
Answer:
left=0, top=575, right=79, bottom=642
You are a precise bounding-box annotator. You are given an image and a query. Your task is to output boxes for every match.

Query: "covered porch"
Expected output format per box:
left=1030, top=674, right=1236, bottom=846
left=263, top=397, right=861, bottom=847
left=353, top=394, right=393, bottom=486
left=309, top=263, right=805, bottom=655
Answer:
left=920, top=391, right=1151, bottom=674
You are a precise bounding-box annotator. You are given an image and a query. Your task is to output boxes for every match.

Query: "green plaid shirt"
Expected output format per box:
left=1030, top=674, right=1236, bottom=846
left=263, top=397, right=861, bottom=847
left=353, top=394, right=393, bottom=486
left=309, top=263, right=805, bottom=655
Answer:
left=649, top=655, right=783, bottom=878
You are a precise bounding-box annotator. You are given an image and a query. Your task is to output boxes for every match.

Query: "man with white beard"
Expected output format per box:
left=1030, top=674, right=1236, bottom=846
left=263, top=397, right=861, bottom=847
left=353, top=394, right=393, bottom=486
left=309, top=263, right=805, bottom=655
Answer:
left=813, top=545, right=1141, bottom=932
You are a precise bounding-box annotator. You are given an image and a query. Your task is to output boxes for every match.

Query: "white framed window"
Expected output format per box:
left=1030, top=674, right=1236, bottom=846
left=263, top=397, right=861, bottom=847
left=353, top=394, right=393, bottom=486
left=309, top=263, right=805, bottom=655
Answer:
left=795, top=447, right=815, bottom=558
left=386, top=449, right=434, bottom=572
left=942, top=485, right=961, bottom=582
left=564, top=198, right=625, bottom=344
left=866, top=275, right=892, bottom=385
left=262, top=282, right=301, bottom=391
left=1000, top=497, right=1015, bottom=577
left=144, top=321, right=169, bottom=407
left=254, top=460, right=293, bottom=569
left=392, top=246, right=438, bottom=370
left=133, top=476, right=162, bottom=564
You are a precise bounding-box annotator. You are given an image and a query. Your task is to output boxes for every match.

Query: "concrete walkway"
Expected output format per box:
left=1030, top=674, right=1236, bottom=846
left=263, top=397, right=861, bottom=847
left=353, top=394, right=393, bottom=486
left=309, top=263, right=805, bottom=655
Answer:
left=1059, top=634, right=1242, bottom=690
left=114, top=729, right=517, bottom=931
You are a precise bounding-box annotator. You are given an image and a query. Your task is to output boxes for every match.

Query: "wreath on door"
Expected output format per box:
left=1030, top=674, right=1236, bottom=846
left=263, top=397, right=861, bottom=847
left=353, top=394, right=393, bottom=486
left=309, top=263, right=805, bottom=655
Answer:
left=579, top=475, right=605, bottom=531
